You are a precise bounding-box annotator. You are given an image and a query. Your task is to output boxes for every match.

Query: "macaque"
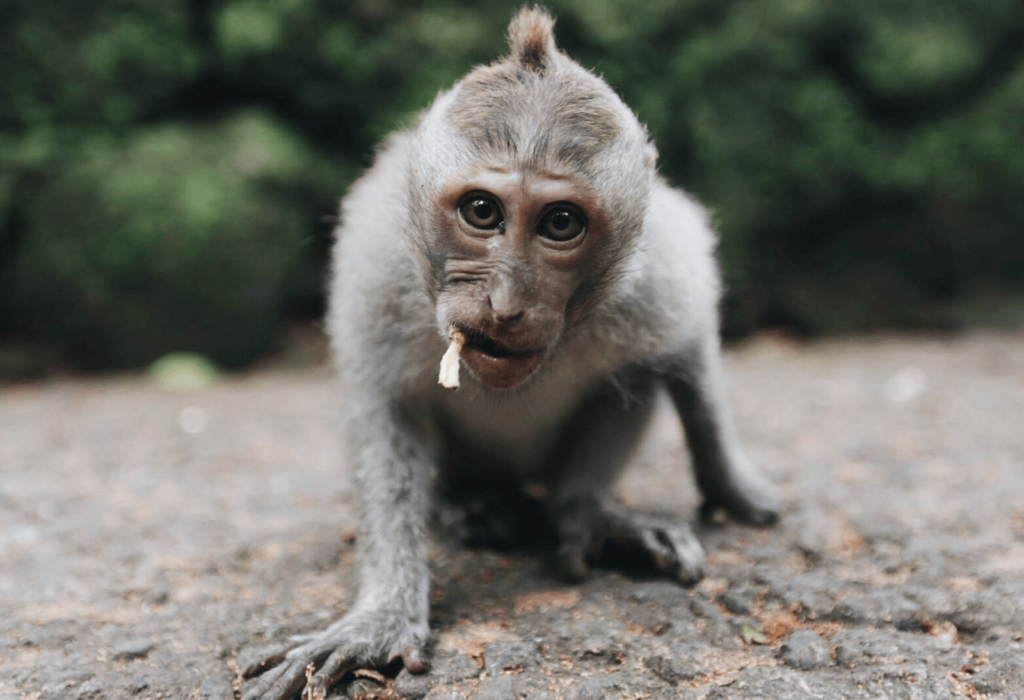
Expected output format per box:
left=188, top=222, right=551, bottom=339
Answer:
left=243, top=7, right=779, bottom=699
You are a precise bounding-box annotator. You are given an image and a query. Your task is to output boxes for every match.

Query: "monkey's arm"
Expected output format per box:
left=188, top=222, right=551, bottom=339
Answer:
left=642, top=179, right=779, bottom=525
left=241, top=396, right=435, bottom=700
left=663, top=332, right=780, bottom=525
left=242, top=131, right=436, bottom=700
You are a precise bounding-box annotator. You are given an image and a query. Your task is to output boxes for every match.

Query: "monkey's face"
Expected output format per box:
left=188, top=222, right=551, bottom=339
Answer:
left=433, top=166, right=611, bottom=391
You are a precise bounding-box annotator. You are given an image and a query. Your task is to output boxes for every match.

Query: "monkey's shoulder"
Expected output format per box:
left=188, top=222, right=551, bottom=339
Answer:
left=587, top=180, right=722, bottom=355
left=643, top=179, right=721, bottom=292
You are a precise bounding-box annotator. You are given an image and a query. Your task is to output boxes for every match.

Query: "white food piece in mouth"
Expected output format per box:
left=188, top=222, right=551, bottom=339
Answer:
left=438, top=330, right=466, bottom=389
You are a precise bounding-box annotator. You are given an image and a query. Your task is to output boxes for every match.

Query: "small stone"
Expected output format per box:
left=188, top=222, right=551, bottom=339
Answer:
left=144, top=584, right=171, bottom=605
left=644, top=654, right=696, bottom=685
left=765, top=570, right=839, bottom=618
left=112, top=638, right=154, bottom=661
left=579, top=634, right=613, bottom=659
left=130, top=677, right=149, bottom=694
left=834, top=591, right=921, bottom=628
left=690, top=598, right=720, bottom=619
left=393, top=668, right=433, bottom=699
left=475, top=675, right=517, bottom=700
left=721, top=587, right=759, bottom=615
left=483, top=640, right=539, bottom=676
left=832, top=629, right=900, bottom=668
left=781, top=630, right=831, bottom=670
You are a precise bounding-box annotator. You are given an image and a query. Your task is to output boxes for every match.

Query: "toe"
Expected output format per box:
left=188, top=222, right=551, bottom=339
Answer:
left=639, top=528, right=677, bottom=573
left=308, top=650, right=356, bottom=699
left=242, top=659, right=308, bottom=700
left=557, top=539, right=591, bottom=582
left=662, top=526, right=705, bottom=585
left=401, top=646, right=429, bottom=673
left=242, top=645, right=291, bottom=679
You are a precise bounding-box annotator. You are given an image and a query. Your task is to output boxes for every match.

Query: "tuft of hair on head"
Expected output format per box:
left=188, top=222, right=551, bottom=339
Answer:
left=506, top=5, right=558, bottom=72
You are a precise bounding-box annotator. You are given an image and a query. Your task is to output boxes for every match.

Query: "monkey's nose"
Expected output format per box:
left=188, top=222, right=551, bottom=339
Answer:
left=489, top=300, right=525, bottom=325
left=487, top=278, right=526, bottom=324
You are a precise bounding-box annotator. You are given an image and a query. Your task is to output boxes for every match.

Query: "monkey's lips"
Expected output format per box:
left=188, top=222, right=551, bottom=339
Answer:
left=458, top=330, right=545, bottom=390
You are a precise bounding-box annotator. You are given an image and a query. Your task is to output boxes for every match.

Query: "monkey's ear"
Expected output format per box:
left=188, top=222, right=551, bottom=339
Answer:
left=646, top=143, right=660, bottom=169
left=507, top=5, right=558, bottom=72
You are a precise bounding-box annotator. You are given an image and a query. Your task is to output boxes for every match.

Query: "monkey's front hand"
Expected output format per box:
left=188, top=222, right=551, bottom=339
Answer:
left=241, top=606, right=429, bottom=700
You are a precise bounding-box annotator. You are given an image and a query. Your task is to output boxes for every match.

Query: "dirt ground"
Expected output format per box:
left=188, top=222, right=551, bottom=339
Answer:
left=2, top=331, right=1023, bottom=699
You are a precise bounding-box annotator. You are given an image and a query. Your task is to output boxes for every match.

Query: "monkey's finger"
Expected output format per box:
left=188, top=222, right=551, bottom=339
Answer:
left=557, top=539, right=590, bottom=582
left=639, top=527, right=677, bottom=573
left=401, top=646, right=429, bottom=673
left=308, top=650, right=357, bottom=698
left=659, top=526, right=705, bottom=586
left=700, top=477, right=781, bottom=526
left=242, top=645, right=292, bottom=678
left=241, top=659, right=306, bottom=700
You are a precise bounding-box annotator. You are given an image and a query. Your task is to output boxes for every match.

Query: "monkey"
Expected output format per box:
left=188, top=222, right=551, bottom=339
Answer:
left=242, top=7, right=779, bottom=700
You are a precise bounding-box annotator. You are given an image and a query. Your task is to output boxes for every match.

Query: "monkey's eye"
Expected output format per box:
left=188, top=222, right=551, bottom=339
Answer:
left=538, top=207, right=585, bottom=242
left=459, top=196, right=504, bottom=230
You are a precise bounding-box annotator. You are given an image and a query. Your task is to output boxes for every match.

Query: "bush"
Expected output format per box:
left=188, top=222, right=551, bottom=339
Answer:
left=3, top=112, right=328, bottom=369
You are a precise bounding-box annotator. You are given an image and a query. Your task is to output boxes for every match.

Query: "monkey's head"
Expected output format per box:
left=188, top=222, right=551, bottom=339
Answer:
left=410, top=7, right=657, bottom=391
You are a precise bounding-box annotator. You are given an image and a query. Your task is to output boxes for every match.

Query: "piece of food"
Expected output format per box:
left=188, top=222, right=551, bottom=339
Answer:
left=438, top=330, right=466, bottom=389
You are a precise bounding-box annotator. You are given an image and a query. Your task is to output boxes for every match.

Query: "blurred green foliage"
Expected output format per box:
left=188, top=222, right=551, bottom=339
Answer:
left=6, top=113, right=328, bottom=368
left=2, top=0, right=1023, bottom=370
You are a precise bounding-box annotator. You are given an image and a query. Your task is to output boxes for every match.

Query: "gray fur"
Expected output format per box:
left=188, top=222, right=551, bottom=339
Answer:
left=243, top=8, right=778, bottom=700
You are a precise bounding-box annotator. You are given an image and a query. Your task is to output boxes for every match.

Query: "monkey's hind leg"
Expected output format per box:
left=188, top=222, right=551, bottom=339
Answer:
left=665, top=335, right=780, bottom=525
left=545, top=371, right=705, bottom=585
left=554, top=494, right=706, bottom=585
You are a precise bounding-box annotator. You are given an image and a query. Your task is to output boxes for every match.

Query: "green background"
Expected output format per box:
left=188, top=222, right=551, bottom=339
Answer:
left=2, top=0, right=1023, bottom=372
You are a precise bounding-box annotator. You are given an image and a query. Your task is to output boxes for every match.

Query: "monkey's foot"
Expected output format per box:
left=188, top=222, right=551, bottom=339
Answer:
left=240, top=609, right=428, bottom=700
left=554, top=498, right=705, bottom=586
left=700, top=457, right=781, bottom=526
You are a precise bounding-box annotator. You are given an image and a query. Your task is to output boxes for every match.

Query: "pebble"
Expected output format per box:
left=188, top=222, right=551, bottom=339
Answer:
left=781, top=630, right=831, bottom=670
left=834, top=591, right=921, bottom=628
left=721, top=586, right=759, bottom=615
left=112, top=638, right=154, bottom=661
left=393, top=669, right=433, bottom=699
left=832, top=629, right=900, bottom=667
left=644, top=654, right=696, bottom=685
left=144, top=583, right=171, bottom=605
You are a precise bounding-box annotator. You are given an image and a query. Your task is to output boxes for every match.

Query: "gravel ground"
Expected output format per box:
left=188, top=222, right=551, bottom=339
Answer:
left=2, top=331, right=1023, bottom=700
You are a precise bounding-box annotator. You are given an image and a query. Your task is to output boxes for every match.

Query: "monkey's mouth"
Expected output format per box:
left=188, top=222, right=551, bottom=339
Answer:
left=457, top=328, right=545, bottom=390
